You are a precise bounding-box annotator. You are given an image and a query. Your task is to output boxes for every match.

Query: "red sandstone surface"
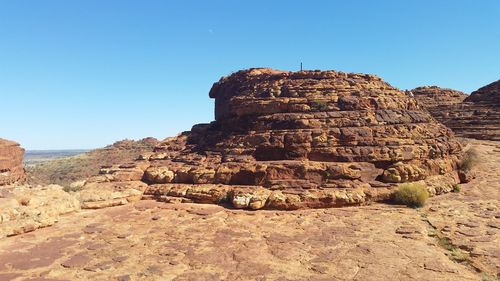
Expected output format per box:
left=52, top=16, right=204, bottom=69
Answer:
left=0, top=70, right=498, bottom=281
left=413, top=80, right=500, bottom=141
left=0, top=139, right=497, bottom=280
left=78, top=68, right=464, bottom=210
left=0, top=138, right=24, bottom=186
left=412, top=86, right=468, bottom=108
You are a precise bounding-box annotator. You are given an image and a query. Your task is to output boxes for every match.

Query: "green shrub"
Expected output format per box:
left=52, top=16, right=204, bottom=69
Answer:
left=393, top=183, right=429, bottom=208
left=459, top=148, right=479, bottom=172
left=452, top=184, right=461, bottom=193
left=311, top=101, right=329, bottom=111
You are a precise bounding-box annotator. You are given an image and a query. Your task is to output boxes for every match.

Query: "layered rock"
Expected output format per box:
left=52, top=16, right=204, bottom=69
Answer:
left=0, top=138, right=25, bottom=186
left=411, top=86, right=467, bottom=109
left=421, top=80, right=500, bottom=141
left=465, top=80, right=499, bottom=103
left=85, top=68, right=464, bottom=210
left=0, top=185, right=80, bottom=238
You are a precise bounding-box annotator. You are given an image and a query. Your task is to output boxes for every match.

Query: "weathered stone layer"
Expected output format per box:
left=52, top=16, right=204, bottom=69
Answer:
left=0, top=138, right=25, bottom=186
left=412, top=86, right=468, bottom=109
left=82, top=68, right=464, bottom=209
left=413, top=81, right=500, bottom=141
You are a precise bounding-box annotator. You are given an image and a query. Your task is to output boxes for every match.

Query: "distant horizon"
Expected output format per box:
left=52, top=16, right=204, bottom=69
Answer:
left=25, top=148, right=91, bottom=152
left=2, top=1, right=499, bottom=150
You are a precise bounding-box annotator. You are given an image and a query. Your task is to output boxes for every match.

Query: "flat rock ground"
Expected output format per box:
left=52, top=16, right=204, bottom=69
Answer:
left=0, top=139, right=498, bottom=281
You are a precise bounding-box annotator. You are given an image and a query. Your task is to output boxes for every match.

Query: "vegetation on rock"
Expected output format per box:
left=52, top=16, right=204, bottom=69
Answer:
left=459, top=147, right=480, bottom=172
left=393, top=183, right=429, bottom=208
left=26, top=138, right=158, bottom=187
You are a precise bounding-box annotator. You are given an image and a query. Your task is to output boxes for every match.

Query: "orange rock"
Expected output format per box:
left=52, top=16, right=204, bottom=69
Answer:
left=86, top=68, right=465, bottom=209
left=0, top=138, right=25, bottom=186
left=413, top=81, right=500, bottom=141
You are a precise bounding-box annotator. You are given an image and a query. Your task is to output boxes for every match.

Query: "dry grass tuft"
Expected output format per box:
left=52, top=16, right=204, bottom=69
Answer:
left=459, top=147, right=480, bottom=172
left=393, top=183, right=429, bottom=208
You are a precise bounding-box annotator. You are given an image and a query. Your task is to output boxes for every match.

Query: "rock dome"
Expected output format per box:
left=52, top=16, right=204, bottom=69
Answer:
left=83, top=68, right=464, bottom=210
left=424, top=80, right=500, bottom=141
left=411, top=86, right=468, bottom=108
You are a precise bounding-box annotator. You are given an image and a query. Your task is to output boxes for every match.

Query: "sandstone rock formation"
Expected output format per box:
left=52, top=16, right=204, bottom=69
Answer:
left=412, top=86, right=468, bottom=109
left=1, top=139, right=497, bottom=279
left=75, top=181, right=147, bottom=209
left=465, top=79, right=499, bottom=103
left=0, top=185, right=80, bottom=238
left=0, top=138, right=25, bottom=186
left=417, top=80, right=500, bottom=141
left=83, top=68, right=463, bottom=210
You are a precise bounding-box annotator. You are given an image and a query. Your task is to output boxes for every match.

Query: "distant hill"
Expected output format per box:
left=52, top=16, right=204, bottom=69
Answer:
left=24, top=149, right=90, bottom=166
left=26, top=138, right=158, bottom=186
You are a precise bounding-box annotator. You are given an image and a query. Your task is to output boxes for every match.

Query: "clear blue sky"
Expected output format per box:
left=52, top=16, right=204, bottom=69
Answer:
left=1, top=1, right=499, bottom=150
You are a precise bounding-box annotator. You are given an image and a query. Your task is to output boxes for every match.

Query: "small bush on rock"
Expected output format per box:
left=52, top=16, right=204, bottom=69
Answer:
left=311, top=101, right=329, bottom=111
left=393, top=183, right=429, bottom=208
left=452, top=184, right=461, bottom=193
left=459, top=148, right=479, bottom=172
left=63, top=180, right=86, bottom=193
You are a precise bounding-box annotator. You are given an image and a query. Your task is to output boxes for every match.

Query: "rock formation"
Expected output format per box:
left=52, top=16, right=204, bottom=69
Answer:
left=0, top=185, right=80, bottom=238
left=412, top=86, right=468, bottom=109
left=0, top=138, right=25, bottom=186
left=81, top=68, right=464, bottom=210
left=416, top=80, right=499, bottom=141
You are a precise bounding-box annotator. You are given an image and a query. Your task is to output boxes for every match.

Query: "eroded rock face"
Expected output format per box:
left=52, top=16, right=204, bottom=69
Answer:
left=0, top=185, right=80, bottom=238
left=421, top=80, right=500, bottom=141
left=85, top=68, right=463, bottom=209
left=412, top=86, right=468, bottom=109
left=74, top=181, right=147, bottom=209
left=465, top=79, right=499, bottom=103
left=0, top=138, right=25, bottom=186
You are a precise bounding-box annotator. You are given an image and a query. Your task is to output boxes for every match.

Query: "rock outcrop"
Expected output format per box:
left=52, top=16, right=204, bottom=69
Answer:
left=0, top=138, right=25, bottom=186
left=411, top=86, right=468, bottom=109
left=83, top=68, right=464, bottom=210
left=418, top=80, right=499, bottom=141
left=0, top=185, right=80, bottom=238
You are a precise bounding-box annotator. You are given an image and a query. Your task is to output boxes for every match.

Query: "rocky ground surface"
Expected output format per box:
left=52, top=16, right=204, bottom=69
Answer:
left=0, top=138, right=497, bottom=281
left=26, top=138, right=158, bottom=187
left=0, top=185, right=80, bottom=239
left=423, top=139, right=500, bottom=278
